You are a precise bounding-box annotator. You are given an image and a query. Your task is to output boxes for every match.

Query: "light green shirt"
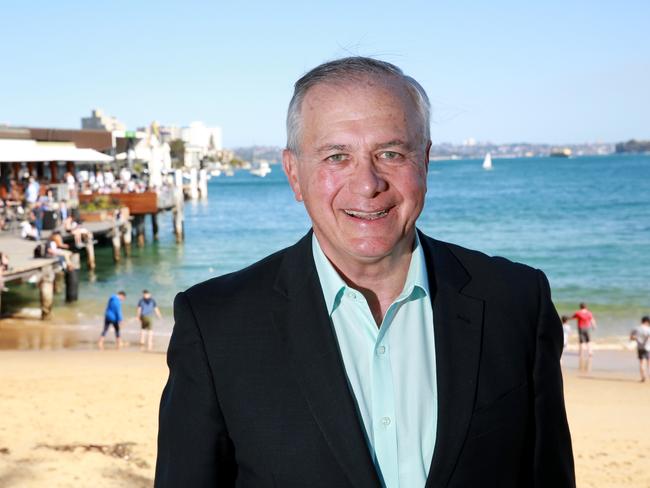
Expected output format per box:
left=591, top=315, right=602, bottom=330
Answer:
left=312, top=234, right=437, bottom=488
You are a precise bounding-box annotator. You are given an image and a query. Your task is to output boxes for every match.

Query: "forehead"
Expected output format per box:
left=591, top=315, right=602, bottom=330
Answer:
left=302, top=75, right=414, bottom=115
left=299, top=76, right=419, bottom=141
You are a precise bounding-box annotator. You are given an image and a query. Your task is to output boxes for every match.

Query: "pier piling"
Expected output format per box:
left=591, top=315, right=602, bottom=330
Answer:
left=54, top=270, right=64, bottom=294
left=134, top=215, right=146, bottom=247
left=199, top=169, right=209, bottom=199
left=65, top=268, right=79, bottom=302
left=85, top=233, right=96, bottom=270
left=123, top=220, right=133, bottom=256
left=39, top=267, right=55, bottom=320
left=189, top=168, right=199, bottom=200
left=112, top=222, right=122, bottom=262
left=173, top=170, right=185, bottom=243
left=151, top=213, right=159, bottom=241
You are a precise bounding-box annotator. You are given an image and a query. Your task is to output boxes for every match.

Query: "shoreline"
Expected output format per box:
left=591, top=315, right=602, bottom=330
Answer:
left=0, top=312, right=643, bottom=353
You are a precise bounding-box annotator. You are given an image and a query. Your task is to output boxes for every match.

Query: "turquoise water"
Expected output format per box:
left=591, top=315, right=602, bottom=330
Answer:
left=5, top=154, right=650, bottom=337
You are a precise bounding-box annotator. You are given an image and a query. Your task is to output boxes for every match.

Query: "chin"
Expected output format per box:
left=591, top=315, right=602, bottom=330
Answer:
left=345, top=236, right=398, bottom=260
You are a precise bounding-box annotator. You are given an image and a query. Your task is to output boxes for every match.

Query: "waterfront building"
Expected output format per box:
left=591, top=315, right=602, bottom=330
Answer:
left=81, top=109, right=126, bottom=132
left=158, top=125, right=183, bottom=144
left=157, top=122, right=222, bottom=168
left=181, top=122, right=222, bottom=168
left=115, top=123, right=172, bottom=187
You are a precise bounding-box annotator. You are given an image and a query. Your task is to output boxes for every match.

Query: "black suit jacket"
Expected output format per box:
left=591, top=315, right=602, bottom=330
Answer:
left=155, top=230, right=575, bottom=487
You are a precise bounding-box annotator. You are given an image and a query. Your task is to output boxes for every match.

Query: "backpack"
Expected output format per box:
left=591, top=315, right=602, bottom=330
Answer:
left=33, top=242, right=47, bottom=258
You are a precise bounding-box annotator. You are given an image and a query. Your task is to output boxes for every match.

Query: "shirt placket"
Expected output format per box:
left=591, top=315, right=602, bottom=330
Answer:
left=371, top=302, right=400, bottom=488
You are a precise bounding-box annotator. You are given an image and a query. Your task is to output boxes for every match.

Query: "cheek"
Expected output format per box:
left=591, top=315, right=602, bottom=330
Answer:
left=399, top=171, right=427, bottom=205
left=305, top=169, right=343, bottom=205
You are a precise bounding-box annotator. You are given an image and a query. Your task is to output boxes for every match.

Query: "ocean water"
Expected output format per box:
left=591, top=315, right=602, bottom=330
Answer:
left=3, top=154, right=649, bottom=339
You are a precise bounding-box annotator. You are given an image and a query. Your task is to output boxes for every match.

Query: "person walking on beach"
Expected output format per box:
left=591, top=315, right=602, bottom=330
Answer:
left=98, top=291, right=126, bottom=350
left=572, top=302, right=597, bottom=372
left=137, top=289, right=161, bottom=351
left=630, top=316, right=650, bottom=382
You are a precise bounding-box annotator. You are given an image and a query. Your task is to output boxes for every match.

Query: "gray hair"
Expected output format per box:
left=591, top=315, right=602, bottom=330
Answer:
left=286, top=56, right=431, bottom=153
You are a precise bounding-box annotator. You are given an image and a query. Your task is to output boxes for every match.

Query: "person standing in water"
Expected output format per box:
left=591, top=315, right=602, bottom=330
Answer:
left=572, top=302, right=597, bottom=372
left=99, top=291, right=126, bottom=350
left=137, top=289, right=162, bottom=351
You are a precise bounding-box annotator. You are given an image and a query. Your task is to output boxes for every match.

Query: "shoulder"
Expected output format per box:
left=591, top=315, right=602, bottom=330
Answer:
left=418, top=233, right=546, bottom=312
left=426, top=235, right=541, bottom=283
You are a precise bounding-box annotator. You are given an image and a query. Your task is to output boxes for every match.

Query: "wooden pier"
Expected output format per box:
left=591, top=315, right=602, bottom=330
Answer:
left=0, top=219, right=126, bottom=319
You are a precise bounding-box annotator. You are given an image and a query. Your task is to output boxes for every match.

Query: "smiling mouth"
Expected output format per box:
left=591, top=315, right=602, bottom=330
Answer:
left=343, top=208, right=390, bottom=220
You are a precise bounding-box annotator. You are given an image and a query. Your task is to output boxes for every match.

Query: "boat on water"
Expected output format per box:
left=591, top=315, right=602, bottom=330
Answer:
left=250, top=161, right=271, bottom=178
left=550, top=148, right=572, bottom=158
left=482, top=152, right=493, bottom=170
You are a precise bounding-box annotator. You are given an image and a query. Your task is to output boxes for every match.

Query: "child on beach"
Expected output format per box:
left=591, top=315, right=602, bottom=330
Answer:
left=137, top=289, right=162, bottom=351
left=98, top=291, right=126, bottom=350
left=630, top=316, right=650, bottom=382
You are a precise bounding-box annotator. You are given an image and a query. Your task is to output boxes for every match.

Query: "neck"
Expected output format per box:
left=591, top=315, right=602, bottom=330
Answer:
left=317, top=232, right=416, bottom=326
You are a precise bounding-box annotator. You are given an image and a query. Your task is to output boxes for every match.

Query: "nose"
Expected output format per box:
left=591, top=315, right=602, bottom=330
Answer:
left=348, top=155, right=387, bottom=197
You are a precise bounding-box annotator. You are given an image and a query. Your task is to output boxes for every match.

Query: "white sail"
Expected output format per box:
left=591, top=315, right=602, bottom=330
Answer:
left=482, top=152, right=493, bottom=170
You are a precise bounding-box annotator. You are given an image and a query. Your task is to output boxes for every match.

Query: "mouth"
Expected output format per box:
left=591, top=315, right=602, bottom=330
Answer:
left=343, top=208, right=391, bottom=221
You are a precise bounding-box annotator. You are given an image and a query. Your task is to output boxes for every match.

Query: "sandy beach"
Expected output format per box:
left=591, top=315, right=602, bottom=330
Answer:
left=0, top=346, right=649, bottom=487
left=0, top=349, right=166, bottom=488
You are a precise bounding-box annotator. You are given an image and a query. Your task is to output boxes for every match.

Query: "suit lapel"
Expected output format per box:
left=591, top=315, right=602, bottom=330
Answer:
left=420, top=234, right=484, bottom=488
left=272, top=232, right=381, bottom=488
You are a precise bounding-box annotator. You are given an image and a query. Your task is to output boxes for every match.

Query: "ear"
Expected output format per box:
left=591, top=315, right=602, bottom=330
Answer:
left=282, top=149, right=303, bottom=202
left=424, top=140, right=432, bottom=172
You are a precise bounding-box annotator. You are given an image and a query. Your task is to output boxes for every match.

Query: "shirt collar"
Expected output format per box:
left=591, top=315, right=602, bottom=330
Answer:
left=312, top=232, right=430, bottom=316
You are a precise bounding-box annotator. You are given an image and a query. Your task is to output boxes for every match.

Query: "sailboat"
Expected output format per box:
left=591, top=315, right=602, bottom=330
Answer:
left=482, top=152, right=493, bottom=170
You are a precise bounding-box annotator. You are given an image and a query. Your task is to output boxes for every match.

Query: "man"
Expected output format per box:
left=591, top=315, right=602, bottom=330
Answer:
left=99, top=290, right=126, bottom=350
left=572, top=302, right=597, bottom=372
left=137, top=289, right=162, bottom=351
left=630, top=316, right=650, bottom=382
left=156, top=57, right=575, bottom=487
left=24, top=176, right=40, bottom=207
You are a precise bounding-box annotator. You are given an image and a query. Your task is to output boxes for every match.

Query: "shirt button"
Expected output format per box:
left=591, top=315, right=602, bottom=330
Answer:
left=376, top=346, right=386, bottom=355
left=381, top=416, right=391, bottom=427
left=347, top=291, right=357, bottom=300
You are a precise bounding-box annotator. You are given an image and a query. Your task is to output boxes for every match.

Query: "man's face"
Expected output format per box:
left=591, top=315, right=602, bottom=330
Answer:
left=283, top=76, right=430, bottom=268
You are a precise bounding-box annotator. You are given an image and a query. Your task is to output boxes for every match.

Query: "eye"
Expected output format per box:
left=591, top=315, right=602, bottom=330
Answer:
left=326, top=154, right=349, bottom=163
left=378, top=151, right=402, bottom=160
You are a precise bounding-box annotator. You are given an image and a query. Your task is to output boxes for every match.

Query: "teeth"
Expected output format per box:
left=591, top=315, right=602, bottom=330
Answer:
left=344, top=209, right=389, bottom=220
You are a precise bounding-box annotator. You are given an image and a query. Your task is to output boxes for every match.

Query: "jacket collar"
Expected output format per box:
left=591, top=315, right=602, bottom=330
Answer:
left=272, top=230, right=382, bottom=488
left=419, top=231, right=484, bottom=488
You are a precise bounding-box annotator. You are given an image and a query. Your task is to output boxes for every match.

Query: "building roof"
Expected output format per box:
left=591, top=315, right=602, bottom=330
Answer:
left=28, top=128, right=113, bottom=152
left=0, top=139, right=113, bottom=163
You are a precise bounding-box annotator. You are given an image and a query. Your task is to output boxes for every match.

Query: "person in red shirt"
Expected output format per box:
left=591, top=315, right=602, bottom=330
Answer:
left=572, top=302, right=597, bottom=371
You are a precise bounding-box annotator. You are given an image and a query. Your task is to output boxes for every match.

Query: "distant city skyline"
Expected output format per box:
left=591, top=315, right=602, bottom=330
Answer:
left=1, top=0, right=648, bottom=147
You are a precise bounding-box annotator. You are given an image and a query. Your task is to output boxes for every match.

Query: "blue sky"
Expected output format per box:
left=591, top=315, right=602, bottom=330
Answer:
left=1, top=0, right=648, bottom=147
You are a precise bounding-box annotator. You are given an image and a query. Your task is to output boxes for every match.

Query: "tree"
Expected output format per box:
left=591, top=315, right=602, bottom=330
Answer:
left=169, top=139, right=185, bottom=167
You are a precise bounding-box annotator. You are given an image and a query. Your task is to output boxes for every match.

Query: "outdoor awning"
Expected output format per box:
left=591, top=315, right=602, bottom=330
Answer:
left=0, top=139, right=113, bottom=163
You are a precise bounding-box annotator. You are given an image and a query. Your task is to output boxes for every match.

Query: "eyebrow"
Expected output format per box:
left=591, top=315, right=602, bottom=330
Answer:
left=315, top=140, right=409, bottom=154
left=375, top=140, right=408, bottom=150
left=315, top=144, right=349, bottom=153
